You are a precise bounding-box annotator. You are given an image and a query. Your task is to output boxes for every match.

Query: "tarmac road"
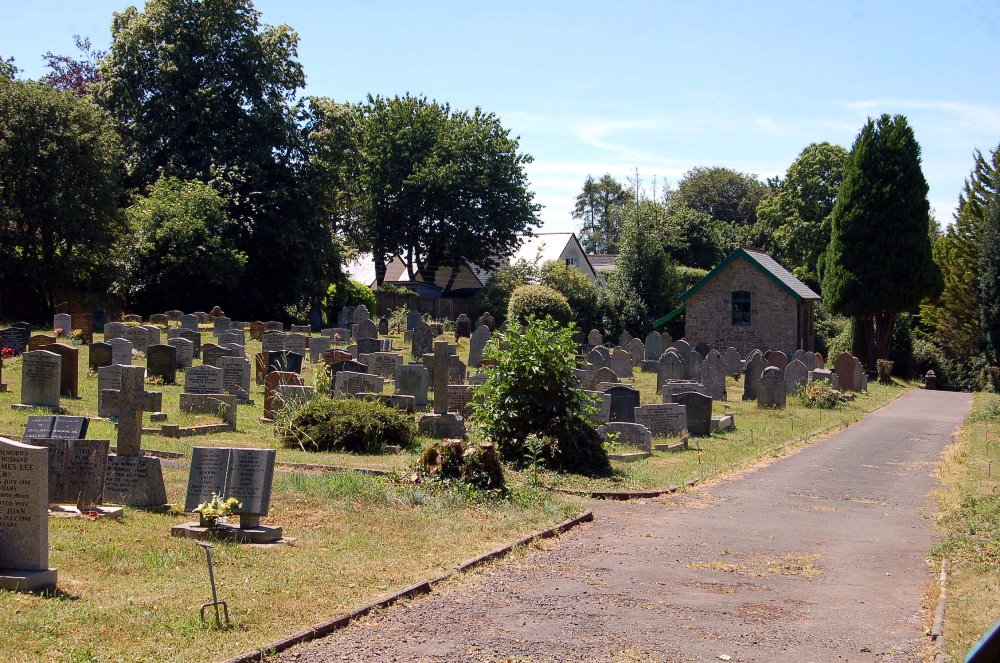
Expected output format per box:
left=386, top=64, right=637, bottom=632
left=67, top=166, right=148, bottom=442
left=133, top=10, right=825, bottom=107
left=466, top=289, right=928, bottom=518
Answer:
left=276, top=389, right=971, bottom=662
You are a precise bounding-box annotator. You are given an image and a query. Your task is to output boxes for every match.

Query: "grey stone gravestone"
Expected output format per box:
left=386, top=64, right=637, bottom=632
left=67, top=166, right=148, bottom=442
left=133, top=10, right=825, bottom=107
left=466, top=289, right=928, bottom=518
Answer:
left=184, top=447, right=277, bottom=533
left=146, top=344, right=177, bottom=384
left=212, top=316, right=232, bottom=338
left=309, top=336, right=332, bottom=363
left=0, top=438, right=57, bottom=591
left=355, top=318, right=377, bottom=341
left=378, top=316, right=390, bottom=336
left=417, top=340, right=467, bottom=438
left=784, top=359, right=808, bottom=396
left=758, top=366, right=787, bottom=409
left=723, top=347, right=741, bottom=377
left=263, top=321, right=284, bottom=333
left=395, top=365, right=429, bottom=408
left=334, top=370, right=383, bottom=397
left=675, top=391, right=712, bottom=436
left=102, top=367, right=167, bottom=507
left=591, top=345, right=610, bottom=363
left=19, top=350, right=61, bottom=408
left=687, top=350, right=703, bottom=381
left=220, top=356, right=251, bottom=402
left=368, top=352, right=402, bottom=378
left=53, top=313, right=72, bottom=337
left=124, top=325, right=148, bottom=352
left=586, top=349, right=608, bottom=370
left=43, top=438, right=110, bottom=506
left=661, top=380, right=708, bottom=402
left=644, top=331, right=663, bottom=361
left=181, top=314, right=199, bottom=331
left=468, top=325, right=491, bottom=368
left=202, top=343, right=235, bottom=367
left=583, top=389, right=612, bottom=422
left=627, top=338, right=645, bottom=367
left=657, top=350, right=684, bottom=391
left=167, top=337, right=194, bottom=369
left=89, top=341, right=113, bottom=371
left=353, top=304, right=370, bottom=324
left=694, top=341, right=710, bottom=358
left=184, top=364, right=224, bottom=394
left=454, top=314, right=471, bottom=338
left=262, top=331, right=285, bottom=353
left=765, top=350, right=789, bottom=370
left=263, top=372, right=302, bottom=419
left=109, top=337, right=133, bottom=365
left=590, top=366, right=619, bottom=390
left=618, top=331, right=633, bottom=348
left=634, top=403, right=687, bottom=436
left=97, top=365, right=122, bottom=417
left=587, top=329, right=603, bottom=347
left=411, top=322, right=434, bottom=360
left=356, top=337, right=381, bottom=355
left=610, top=349, right=633, bottom=378
left=218, top=330, right=245, bottom=347
left=809, top=368, right=840, bottom=390
left=597, top=422, right=652, bottom=452
left=282, top=333, right=306, bottom=358
left=834, top=352, right=860, bottom=392
left=702, top=349, right=727, bottom=401
left=743, top=353, right=765, bottom=401
left=602, top=385, right=641, bottom=423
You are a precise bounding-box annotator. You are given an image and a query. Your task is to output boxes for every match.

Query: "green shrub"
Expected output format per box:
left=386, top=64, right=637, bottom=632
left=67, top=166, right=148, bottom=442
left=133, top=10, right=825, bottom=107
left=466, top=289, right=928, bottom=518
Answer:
left=796, top=381, right=845, bottom=409
left=279, top=396, right=417, bottom=454
left=473, top=316, right=611, bottom=476
left=418, top=440, right=506, bottom=492
left=876, top=359, right=894, bottom=384
left=475, top=258, right=538, bottom=326
left=323, top=279, right=376, bottom=324
left=507, top=284, right=573, bottom=327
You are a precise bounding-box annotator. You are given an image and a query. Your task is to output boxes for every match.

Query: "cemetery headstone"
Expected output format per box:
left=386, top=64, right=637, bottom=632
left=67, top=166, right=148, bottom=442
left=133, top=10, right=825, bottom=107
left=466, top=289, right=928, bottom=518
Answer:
left=0, top=327, right=27, bottom=354
left=146, top=344, right=177, bottom=384
left=475, top=312, right=496, bottom=331
left=743, top=353, right=765, bottom=401
left=468, top=325, right=491, bottom=368
left=53, top=313, right=72, bottom=337
left=809, top=368, right=840, bottom=390
left=89, top=341, right=113, bottom=371
left=634, top=403, right=687, bottom=437
left=333, top=370, right=383, bottom=398
left=355, top=318, right=378, bottom=341
left=627, top=338, right=645, bottom=367
left=702, top=349, right=727, bottom=401
left=378, top=317, right=390, bottom=336
left=181, top=314, right=199, bottom=331
left=834, top=352, right=860, bottom=392
left=610, top=350, right=633, bottom=378
left=587, top=329, right=603, bottom=347
left=184, top=365, right=224, bottom=394
left=723, top=347, right=741, bottom=377
left=602, top=385, right=641, bottom=423
left=395, top=364, right=430, bottom=408
left=411, top=322, right=434, bottom=360
left=43, top=438, right=110, bottom=506
left=28, top=334, right=57, bottom=352
left=263, top=372, right=303, bottom=420
left=765, top=350, right=789, bottom=370
left=202, top=343, right=234, bottom=367
left=19, top=350, right=61, bottom=408
left=97, top=365, right=122, bottom=417
left=261, top=331, right=285, bottom=353
left=149, top=313, right=168, bottom=327
left=619, top=331, right=633, bottom=348
left=447, top=385, right=476, bottom=418
left=264, top=321, right=284, bottom=333
left=249, top=321, right=265, bottom=341
left=368, top=351, right=402, bottom=378
left=597, top=422, right=652, bottom=452
left=694, top=341, right=710, bottom=358
left=212, top=316, right=232, bottom=338
left=180, top=447, right=280, bottom=539
left=309, top=336, right=332, bottom=363
left=417, top=341, right=467, bottom=438
left=109, top=337, right=133, bottom=365
left=644, top=331, right=663, bottom=361
left=284, top=333, right=307, bottom=358
left=167, top=337, right=194, bottom=369
left=784, top=359, right=808, bottom=396
left=758, top=366, right=787, bottom=409
left=219, top=357, right=252, bottom=402
left=590, top=366, right=619, bottom=390
left=0, top=438, right=57, bottom=591
left=406, top=310, right=422, bottom=331
left=454, top=314, right=471, bottom=338
left=687, top=349, right=703, bottom=382
left=675, top=391, right=713, bottom=436
left=657, top=350, right=684, bottom=391
left=103, top=367, right=167, bottom=507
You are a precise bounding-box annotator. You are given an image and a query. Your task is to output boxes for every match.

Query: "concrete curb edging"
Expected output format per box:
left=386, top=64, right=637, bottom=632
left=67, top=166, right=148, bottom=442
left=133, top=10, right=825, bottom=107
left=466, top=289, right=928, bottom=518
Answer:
left=217, top=510, right=594, bottom=663
left=931, top=559, right=947, bottom=663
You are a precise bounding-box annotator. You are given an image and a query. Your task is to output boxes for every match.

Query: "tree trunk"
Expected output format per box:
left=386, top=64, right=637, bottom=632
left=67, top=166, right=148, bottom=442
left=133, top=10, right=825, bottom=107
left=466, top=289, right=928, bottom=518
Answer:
left=873, top=310, right=897, bottom=366
left=862, top=315, right=876, bottom=371
left=374, top=252, right=386, bottom=287
left=444, top=267, right=459, bottom=292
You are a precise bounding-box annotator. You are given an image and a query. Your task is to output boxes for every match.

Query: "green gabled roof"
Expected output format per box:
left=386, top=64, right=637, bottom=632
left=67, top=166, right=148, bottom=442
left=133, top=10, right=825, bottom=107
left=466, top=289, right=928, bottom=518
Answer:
left=653, top=305, right=685, bottom=329
left=678, top=248, right=821, bottom=304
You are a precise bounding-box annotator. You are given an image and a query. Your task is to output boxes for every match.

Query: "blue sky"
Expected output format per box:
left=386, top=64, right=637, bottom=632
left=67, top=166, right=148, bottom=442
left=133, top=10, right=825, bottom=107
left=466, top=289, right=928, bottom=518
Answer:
left=4, top=0, right=999, bottom=232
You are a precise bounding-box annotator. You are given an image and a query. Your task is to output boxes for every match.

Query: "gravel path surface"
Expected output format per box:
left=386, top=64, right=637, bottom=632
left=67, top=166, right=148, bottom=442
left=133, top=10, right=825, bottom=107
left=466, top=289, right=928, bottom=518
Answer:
left=276, top=389, right=970, bottom=662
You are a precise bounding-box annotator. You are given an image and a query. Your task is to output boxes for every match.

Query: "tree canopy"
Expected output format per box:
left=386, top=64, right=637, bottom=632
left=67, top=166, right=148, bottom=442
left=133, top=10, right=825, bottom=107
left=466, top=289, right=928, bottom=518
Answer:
left=351, top=93, right=539, bottom=289
left=573, top=174, right=629, bottom=253
left=822, top=114, right=943, bottom=366
left=0, top=78, right=123, bottom=317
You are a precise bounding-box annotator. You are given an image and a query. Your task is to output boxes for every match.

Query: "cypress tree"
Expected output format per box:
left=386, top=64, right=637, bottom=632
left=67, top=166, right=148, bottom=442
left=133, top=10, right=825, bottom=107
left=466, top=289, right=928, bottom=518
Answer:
left=822, top=114, right=943, bottom=368
left=979, top=174, right=1000, bottom=365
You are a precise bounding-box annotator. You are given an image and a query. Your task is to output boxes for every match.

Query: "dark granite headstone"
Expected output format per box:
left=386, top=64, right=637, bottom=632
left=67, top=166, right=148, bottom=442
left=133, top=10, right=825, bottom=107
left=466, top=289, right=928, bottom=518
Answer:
left=89, top=341, right=113, bottom=371
left=602, top=385, right=641, bottom=423
left=146, top=344, right=177, bottom=384
left=675, top=392, right=713, bottom=436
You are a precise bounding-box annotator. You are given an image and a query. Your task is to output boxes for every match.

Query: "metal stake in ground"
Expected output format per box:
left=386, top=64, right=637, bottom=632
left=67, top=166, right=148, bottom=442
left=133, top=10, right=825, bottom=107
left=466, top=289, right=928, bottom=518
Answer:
left=197, top=541, right=230, bottom=628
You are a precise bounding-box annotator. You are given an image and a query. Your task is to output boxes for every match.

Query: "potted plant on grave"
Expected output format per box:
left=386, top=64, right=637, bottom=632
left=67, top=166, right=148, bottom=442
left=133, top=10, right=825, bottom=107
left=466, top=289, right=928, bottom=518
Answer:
left=194, top=493, right=242, bottom=528
left=69, top=328, right=85, bottom=344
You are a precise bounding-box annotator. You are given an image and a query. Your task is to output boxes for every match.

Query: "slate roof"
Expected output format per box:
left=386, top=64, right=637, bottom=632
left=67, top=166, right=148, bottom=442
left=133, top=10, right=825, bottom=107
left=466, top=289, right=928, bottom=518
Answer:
left=586, top=253, right=617, bottom=273
left=679, top=248, right=821, bottom=303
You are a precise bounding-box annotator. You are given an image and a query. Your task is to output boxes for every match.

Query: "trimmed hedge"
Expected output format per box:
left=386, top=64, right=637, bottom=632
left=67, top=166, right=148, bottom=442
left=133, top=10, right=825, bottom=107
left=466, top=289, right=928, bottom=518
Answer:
left=507, top=284, right=572, bottom=326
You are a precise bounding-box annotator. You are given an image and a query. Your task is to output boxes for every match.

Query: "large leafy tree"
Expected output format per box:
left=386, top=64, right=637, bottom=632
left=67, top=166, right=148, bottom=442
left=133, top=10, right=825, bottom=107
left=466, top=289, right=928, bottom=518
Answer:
left=352, top=94, right=539, bottom=289
left=671, top=166, right=767, bottom=227
left=120, top=176, right=247, bottom=313
left=756, top=142, right=848, bottom=284
left=0, top=78, right=123, bottom=317
left=614, top=198, right=680, bottom=322
left=42, top=35, right=104, bottom=96
left=822, top=114, right=943, bottom=367
left=921, top=146, right=999, bottom=361
left=573, top=174, right=629, bottom=253
left=94, top=0, right=336, bottom=316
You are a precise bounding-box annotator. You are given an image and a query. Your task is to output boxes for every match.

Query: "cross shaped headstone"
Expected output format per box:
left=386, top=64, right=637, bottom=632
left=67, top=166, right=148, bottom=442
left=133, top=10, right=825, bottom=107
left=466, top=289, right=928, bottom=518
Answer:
left=101, top=365, right=161, bottom=456
left=428, top=341, right=453, bottom=415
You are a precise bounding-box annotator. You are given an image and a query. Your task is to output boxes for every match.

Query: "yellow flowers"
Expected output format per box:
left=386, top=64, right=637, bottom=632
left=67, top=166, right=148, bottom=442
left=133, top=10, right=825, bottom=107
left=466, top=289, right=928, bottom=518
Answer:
left=194, top=493, right=242, bottom=519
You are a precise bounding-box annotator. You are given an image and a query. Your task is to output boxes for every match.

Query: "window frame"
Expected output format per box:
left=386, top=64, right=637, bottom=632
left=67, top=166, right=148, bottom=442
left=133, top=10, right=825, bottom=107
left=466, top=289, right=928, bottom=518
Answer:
left=732, top=290, right=752, bottom=327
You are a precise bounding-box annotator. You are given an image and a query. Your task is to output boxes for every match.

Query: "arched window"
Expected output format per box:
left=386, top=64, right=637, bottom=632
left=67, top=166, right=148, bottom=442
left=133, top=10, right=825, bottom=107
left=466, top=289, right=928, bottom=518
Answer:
left=732, top=291, right=751, bottom=327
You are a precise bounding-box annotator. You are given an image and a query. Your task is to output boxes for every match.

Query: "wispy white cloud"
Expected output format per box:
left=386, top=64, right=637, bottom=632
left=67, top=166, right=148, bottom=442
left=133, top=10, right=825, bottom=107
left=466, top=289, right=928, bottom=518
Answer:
left=846, top=99, right=1000, bottom=134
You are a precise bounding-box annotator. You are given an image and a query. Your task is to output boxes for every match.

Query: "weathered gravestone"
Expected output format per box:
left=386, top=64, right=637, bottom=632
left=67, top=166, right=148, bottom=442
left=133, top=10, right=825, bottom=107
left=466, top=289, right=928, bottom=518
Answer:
left=661, top=380, right=708, bottom=402
left=261, top=331, right=285, bottom=353
left=23, top=415, right=89, bottom=441
left=267, top=351, right=303, bottom=375
left=590, top=345, right=610, bottom=363
left=758, top=366, right=787, bottom=409
left=174, top=447, right=281, bottom=543
left=167, top=337, right=194, bottom=369
left=149, top=313, right=168, bottom=327
left=378, top=317, right=390, bottom=336
left=410, top=322, right=433, bottom=360
left=0, top=327, right=27, bottom=354
left=447, top=385, right=476, bottom=418
left=644, top=331, right=663, bottom=361
left=694, top=341, right=710, bottom=358
left=202, top=343, right=233, bottom=368
left=809, top=369, right=840, bottom=390
left=583, top=389, right=612, bottom=422
left=633, top=403, right=688, bottom=436
left=97, top=365, right=122, bottom=417
left=284, top=333, right=307, bottom=358
left=219, top=356, right=251, bottom=402
left=146, top=344, right=177, bottom=384
left=263, top=372, right=303, bottom=420
left=368, top=352, right=402, bottom=378
left=723, top=347, right=741, bottom=377
left=309, top=336, right=332, bottom=363
left=610, top=350, right=633, bottom=378
left=601, top=384, right=640, bottom=423
left=18, top=350, right=61, bottom=408
left=124, top=325, right=149, bottom=352
left=184, top=365, right=224, bottom=395
left=675, top=392, right=713, bottom=436
left=468, top=325, right=491, bottom=368
left=475, top=312, right=496, bottom=331
left=180, top=314, right=199, bottom=331
left=626, top=338, right=645, bottom=367
left=70, top=313, right=93, bottom=344
left=765, top=350, right=789, bottom=371
left=406, top=310, right=421, bottom=331
left=702, top=349, right=727, bottom=401
left=249, top=321, right=265, bottom=341
left=42, top=438, right=110, bottom=507
left=89, top=341, right=113, bottom=371
left=28, top=334, right=57, bottom=352
left=590, top=366, right=619, bottom=390
left=218, top=330, right=245, bottom=347
left=687, top=350, right=703, bottom=382
left=273, top=385, right=314, bottom=417
left=657, top=350, right=684, bottom=391
left=834, top=352, right=860, bottom=392
left=454, top=314, right=471, bottom=339
left=418, top=341, right=467, bottom=438
left=263, top=321, right=284, bottom=334
left=353, top=304, right=370, bottom=324
left=102, top=366, right=167, bottom=507
left=212, top=316, right=232, bottom=338
left=586, top=349, right=608, bottom=370
left=587, top=329, right=603, bottom=347
left=619, top=331, right=633, bottom=348
left=109, top=337, right=133, bottom=366
left=784, top=359, right=808, bottom=396
left=333, top=370, right=383, bottom=398
left=742, top=353, right=765, bottom=401
left=597, top=422, right=652, bottom=453
left=0, top=438, right=57, bottom=591
left=395, top=365, right=430, bottom=408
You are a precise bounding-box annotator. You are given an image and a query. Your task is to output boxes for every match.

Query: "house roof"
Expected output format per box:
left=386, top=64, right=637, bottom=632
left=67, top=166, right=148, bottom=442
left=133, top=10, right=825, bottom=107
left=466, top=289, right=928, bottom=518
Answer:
left=679, top=248, right=821, bottom=304
left=586, top=253, right=617, bottom=272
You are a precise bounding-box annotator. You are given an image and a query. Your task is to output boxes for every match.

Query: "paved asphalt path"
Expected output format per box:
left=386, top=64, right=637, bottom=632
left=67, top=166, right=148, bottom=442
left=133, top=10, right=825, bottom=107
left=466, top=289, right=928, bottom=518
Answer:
left=276, top=389, right=971, bottom=662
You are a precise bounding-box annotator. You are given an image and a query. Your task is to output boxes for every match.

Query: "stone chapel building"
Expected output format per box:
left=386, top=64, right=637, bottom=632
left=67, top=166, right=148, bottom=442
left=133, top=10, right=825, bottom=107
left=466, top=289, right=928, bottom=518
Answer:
left=664, top=248, right=820, bottom=356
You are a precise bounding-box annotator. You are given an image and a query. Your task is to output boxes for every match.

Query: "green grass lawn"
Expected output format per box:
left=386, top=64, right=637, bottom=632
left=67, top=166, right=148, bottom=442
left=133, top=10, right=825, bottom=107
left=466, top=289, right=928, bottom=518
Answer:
left=931, top=391, right=1000, bottom=661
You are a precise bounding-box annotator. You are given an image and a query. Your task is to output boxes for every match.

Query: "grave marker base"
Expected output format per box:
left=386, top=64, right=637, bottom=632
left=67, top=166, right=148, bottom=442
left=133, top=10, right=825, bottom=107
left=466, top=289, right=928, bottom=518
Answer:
left=170, top=522, right=284, bottom=544
left=49, top=505, right=124, bottom=520
left=417, top=412, right=466, bottom=438
left=11, top=404, right=63, bottom=412
left=0, top=568, right=57, bottom=592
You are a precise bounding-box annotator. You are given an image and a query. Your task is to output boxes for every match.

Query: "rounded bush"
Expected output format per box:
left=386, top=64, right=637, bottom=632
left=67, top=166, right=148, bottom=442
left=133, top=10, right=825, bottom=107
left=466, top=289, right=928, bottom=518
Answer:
left=507, top=284, right=573, bottom=326
left=279, top=396, right=417, bottom=454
